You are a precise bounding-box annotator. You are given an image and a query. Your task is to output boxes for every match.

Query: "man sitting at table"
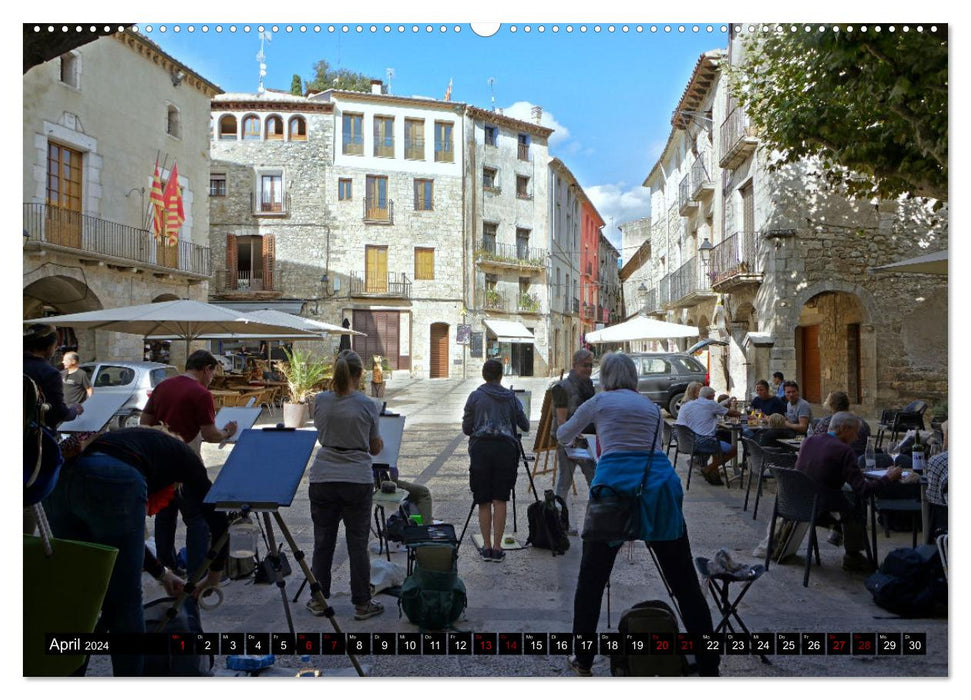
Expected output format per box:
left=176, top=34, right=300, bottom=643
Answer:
left=676, top=386, right=741, bottom=485
left=812, top=390, right=870, bottom=457
left=751, top=379, right=786, bottom=417
left=783, top=380, right=813, bottom=435
left=796, top=411, right=902, bottom=572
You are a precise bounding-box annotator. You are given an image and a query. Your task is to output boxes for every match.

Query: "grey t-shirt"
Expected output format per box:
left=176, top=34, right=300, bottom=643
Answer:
left=556, top=389, right=662, bottom=457
left=308, top=391, right=380, bottom=484
left=786, top=398, right=813, bottom=425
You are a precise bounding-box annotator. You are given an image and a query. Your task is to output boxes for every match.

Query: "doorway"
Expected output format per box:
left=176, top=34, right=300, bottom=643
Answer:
left=429, top=323, right=449, bottom=378
left=796, top=324, right=821, bottom=404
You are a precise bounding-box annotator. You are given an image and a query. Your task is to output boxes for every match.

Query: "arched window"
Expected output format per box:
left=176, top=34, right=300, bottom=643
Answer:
left=288, top=116, right=307, bottom=141
left=218, top=114, right=238, bottom=140
left=266, top=115, right=284, bottom=140
left=242, top=115, right=261, bottom=140
left=166, top=104, right=182, bottom=138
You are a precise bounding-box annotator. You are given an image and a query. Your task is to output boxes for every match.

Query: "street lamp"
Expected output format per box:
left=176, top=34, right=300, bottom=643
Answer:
left=699, top=237, right=714, bottom=283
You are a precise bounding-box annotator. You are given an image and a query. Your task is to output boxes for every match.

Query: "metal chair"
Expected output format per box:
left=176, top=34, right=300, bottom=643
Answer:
left=694, top=557, right=770, bottom=664
left=673, top=424, right=717, bottom=491
left=765, top=466, right=865, bottom=587
left=875, top=400, right=927, bottom=449
left=750, top=447, right=797, bottom=521
left=662, top=420, right=678, bottom=461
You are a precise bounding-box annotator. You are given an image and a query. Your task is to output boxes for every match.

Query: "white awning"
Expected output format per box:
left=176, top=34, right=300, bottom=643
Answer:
left=483, top=319, right=535, bottom=344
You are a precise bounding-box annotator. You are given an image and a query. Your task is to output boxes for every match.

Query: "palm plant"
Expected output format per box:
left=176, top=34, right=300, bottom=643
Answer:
left=279, top=347, right=331, bottom=404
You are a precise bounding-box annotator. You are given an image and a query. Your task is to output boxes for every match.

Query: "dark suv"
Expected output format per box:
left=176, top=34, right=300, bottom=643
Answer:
left=592, top=351, right=708, bottom=418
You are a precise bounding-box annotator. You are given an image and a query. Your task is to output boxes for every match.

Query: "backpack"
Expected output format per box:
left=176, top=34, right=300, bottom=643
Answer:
left=610, top=600, right=689, bottom=677
left=865, top=545, right=947, bottom=618
left=526, top=489, right=570, bottom=555
left=386, top=499, right=422, bottom=542
left=399, top=543, right=467, bottom=631
left=142, top=597, right=214, bottom=676
left=23, top=375, right=63, bottom=506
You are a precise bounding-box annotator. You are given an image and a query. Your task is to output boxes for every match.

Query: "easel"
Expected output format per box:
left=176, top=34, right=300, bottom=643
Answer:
left=156, top=427, right=366, bottom=677
left=531, top=373, right=577, bottom=495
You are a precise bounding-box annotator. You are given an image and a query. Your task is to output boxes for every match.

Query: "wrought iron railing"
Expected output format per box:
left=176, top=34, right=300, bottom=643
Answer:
left=572, top=297, right=580, bottom=314
left=678, top=174, right=694, bottom=212
left=477, top=288, right=508, bottom=312
left=348, top=271, right=411, bottom=297
left=475, top=240, right=546, bottom=268
left=517, top=292, right=541, bottom=313
left=719, top=107, right=757, bottom=166
left=658, top=274, right=672, bottom=307
left=23, top=203, right=211, bottom=276
left=363, top=198, right=394, bottom=224
left=690, top=152, right=713, bottom=197
left=709, top=231, right=759, bottom=284
left=637, top=287, right=657, bottom=314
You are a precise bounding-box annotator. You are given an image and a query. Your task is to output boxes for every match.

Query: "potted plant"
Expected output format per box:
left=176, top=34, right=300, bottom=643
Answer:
left=279, top=347, right=332, bottom=427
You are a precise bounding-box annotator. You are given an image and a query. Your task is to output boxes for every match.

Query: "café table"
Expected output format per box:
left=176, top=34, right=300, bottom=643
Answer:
left=865, top=468, right=923, bottom=562
left=778, top=437, right=804, bottom=452
left=717, top=420, right=771, bottom=486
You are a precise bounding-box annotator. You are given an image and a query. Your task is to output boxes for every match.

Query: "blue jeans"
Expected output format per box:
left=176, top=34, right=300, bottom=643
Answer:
left=44, top=452, right=148, bottom=676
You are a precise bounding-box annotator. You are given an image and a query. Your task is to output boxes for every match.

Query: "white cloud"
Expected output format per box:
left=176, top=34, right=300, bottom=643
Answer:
left=586, top=183, right=652, bottom=252
left=501, top=101, right=570, bottom=146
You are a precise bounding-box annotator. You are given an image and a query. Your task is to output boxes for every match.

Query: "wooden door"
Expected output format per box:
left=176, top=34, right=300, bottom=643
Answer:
left=798, top=324, right=822, bottom=403
left=365, top=245, right=388, bottom=292
left=46, top=143, right=83, bottom=247
left=429, top=323, right=449, bottom=378
left=847, top=323, right=862, bottom=405
left=365, top=175, right=389, bottom=221
left=353, top=310, right=400, bottom=369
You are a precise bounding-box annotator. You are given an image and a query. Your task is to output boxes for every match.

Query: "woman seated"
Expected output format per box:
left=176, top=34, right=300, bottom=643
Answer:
left=556, top=352, right=719, bottom=677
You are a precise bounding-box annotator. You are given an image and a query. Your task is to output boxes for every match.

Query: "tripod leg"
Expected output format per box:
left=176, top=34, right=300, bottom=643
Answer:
left=457, top=500, right=477, bottom=548
left=272, top=512, right=366, bottom=677
left=519, top=437, right=540, bottom=501
left=154, top=529, right=231, bottom=633
left=512, top=481, right=517, bottom=533
left=262, top=512, right=295, bottom=636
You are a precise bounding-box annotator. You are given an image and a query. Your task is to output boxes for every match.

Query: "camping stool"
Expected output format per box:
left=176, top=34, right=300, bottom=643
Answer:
left=694, top=557, right=770, bottom=665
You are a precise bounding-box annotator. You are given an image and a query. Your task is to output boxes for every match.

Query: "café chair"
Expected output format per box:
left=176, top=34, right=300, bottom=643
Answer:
left=875, top=400, right=927, bottom=449
left=750, top=447, right=797, bottom=521
left=764, top=466, right=865, bottom=587
left=662, top=420, right=678, bottom=461
left=673, top=424, right=712, bottom=491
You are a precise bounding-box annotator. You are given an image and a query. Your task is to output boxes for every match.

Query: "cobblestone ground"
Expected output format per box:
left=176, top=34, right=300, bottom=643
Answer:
left=82, top=375, right=948, bottom=680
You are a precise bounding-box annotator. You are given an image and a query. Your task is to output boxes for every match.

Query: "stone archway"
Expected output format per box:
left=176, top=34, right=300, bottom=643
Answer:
left=23, top=274, right=104, bottom=363
left=152, top=293, right=183, bottom=303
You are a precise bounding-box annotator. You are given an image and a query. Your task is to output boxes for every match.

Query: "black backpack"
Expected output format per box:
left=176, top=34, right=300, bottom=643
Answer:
left=865, top=545, right=947, bottom=618
left=142, top=597, right=214, bottom=676
left=610, top=600, right=689, bottom=677
left=526, top=489, right=570, bottom=555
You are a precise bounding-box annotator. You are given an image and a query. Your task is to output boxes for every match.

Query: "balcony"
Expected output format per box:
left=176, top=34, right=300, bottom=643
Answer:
left=475, top=240, right=546, bottom=272
left=690, top=152, right=715, bottom=202
left=348, top=271, right=412, bottom=299
left=719, top=107, right=759, bottom=169
left=634, top=287, right=658, bottom=315
left=478, top=288, right=509, bottom=313
left=678, top=174, right=699, bottom=216
left=572, top=297, right=580, bottom=314
left=709, top=231, right=763, bottom=292
left=665, top=256, right=715, bottom=309
left=517, top=292, right=542, bottom=314
left=250, top=192, right=290, bottom=217
left=23, top=203, right=211, bottom=278
left=582, top=302, right=596, bottom=319
left=657, top=274, right=672, bottom=309
left=363, top=198, right=394, bottom=224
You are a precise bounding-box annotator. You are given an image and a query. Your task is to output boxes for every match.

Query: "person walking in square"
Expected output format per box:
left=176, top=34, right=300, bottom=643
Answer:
left=462, top=359, right=530, bottom=562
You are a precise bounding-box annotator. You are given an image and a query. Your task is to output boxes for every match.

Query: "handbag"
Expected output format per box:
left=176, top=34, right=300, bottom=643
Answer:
left=23, top=505, right=119, bottom=676
left=582, top=422, right=661, bottom=542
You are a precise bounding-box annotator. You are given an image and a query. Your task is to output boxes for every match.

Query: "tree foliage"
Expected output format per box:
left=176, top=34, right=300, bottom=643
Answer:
left=304, top=60, right=375, bottom=94
left=290, top=74, right=303, bottom=96
left=730, top=25, right=947, bottom=203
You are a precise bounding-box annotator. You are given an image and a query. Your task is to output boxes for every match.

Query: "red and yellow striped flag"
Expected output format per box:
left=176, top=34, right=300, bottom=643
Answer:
left=149, top=159, right=165, bottom=241
left=161, top=161, right=185, bottom=247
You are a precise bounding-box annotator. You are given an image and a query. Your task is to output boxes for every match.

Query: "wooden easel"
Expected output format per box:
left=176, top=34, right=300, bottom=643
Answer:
left=531, top=372, right=577, bottom=495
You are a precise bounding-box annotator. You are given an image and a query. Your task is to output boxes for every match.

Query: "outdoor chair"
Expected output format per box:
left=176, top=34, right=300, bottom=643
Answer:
left=765, top=466, right=870, bottom=587
left=749, top=446, right=796, bottom=520
left=233, top=390, right=263, bottom=408
left=875, top=400, right=927, bottom=449
left=673, top=425, right=728, bottom=491
left=662, top=420, right=678, bottom=461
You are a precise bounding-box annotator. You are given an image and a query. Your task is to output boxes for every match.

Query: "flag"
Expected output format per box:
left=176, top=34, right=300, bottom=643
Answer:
left=444, top=78, right=452, bottom=102
left=149, top=159, right=165, bottom=241
left=161, top=161, right=185, bottom=247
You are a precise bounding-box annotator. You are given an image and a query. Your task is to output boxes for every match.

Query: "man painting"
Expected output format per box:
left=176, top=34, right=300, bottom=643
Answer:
left=676, top=386, right=741, bottom=485
left=60, top=351, right=92, bottom=405
left=796, top=412, right=902, bottom=572
left=783, top=380, right=813, bottom=435
left=551, top=349, right=596, bottom=522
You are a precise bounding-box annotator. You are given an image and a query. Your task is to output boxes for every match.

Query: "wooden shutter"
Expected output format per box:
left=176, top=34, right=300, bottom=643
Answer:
left=430, top=323, right=449, bottom=378
left=226, top=233, right=238, bottom=289
left=262, top=234, right=275, bottom=291
left=366, top=245, right=388, bottom=292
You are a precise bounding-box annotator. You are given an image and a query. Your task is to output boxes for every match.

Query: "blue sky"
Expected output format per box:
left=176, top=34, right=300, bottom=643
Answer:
left=146, top=22, right=728, bottom=255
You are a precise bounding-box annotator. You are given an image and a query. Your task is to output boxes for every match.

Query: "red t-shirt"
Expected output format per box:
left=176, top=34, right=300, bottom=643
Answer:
left=143, top=374, right=215, bottom=444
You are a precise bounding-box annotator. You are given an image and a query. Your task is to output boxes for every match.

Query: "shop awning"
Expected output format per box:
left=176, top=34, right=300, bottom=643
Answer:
left=483, top=319, right=535, bottom=344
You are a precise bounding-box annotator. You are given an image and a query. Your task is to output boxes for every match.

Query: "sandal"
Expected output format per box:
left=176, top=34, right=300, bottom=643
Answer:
left=354, top=600, right=385, bottom=620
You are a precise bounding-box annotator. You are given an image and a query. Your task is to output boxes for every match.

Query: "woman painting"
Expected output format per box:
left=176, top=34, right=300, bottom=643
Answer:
left=556, top=352, right=719, bottom=676
left=306, top=350, right=385, bottom=620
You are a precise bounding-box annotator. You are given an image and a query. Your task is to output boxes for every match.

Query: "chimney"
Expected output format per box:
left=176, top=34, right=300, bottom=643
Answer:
left=531, top=105, right=543, bottom=124
left=370, top=79, right=383, bottom=95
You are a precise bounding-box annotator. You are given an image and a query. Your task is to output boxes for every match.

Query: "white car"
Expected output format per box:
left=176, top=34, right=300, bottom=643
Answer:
left=79, top=361, right=178, bottom=429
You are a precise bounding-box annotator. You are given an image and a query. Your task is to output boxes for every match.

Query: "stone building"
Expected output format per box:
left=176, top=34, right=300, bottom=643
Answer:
left=598, top=231, right=622, bottom=329
left=22, top=32, right=219, bottom=365
left=579, top=199, right=604, bottom=341
left=547, top=158, right=584, bottom=372
left=465, top=106, right=553, bottom=378
left=633, top=37, right=947, bottom=416
left=618, top=216, right=653, bottom=318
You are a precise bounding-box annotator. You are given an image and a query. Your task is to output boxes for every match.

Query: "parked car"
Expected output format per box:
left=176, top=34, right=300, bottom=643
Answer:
left=591, top=351, right=709, bottom=418
left=79, top=361, right=179, bottom=429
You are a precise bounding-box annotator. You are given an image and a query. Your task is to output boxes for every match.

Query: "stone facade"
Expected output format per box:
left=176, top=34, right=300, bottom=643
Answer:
left=22, top=32, right=218, bottom=367
left=598, top=231, right=622, bottom=326
left=548, top=158, right=584, bottom=372
left=631, top=39, right=947, bottom=417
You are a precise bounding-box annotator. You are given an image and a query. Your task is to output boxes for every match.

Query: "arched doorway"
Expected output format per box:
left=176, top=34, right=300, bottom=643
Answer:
left=23, top=275, right=103, bottom=363
left=429, top=323, right=449, bottom=378
left=796, top=291, right=866, bottom=405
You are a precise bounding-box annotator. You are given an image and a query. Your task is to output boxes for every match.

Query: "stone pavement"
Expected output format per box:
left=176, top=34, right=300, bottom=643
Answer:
left=90, top=375, right=947, bottom=678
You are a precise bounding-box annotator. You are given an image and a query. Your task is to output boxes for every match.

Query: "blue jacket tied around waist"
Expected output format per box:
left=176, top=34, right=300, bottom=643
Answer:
left=590, top=450, right=684, bottom=543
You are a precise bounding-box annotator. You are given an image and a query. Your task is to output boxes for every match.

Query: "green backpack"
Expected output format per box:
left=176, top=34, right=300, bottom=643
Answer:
left=399, top=543, right=467, bottom=631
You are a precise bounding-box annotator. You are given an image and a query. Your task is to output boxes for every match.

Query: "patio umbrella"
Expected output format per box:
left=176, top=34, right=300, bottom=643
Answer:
left=23, top=300, right=322, bottom=355
left=245, top=309, right=365, bottom=337
left=869, top=249, right=948, bottom=275
left=585, top=314, right=700, bottom=344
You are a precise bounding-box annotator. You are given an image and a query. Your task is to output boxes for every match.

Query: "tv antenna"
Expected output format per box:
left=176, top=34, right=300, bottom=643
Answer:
left=488, top=77, right=496, bottom=111
left=386, top=67, right=394, bottom=94
left=256, top=29, right=272, bottom=95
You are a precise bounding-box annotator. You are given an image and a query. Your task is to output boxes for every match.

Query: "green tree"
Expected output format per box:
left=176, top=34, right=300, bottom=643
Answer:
left=290, top=74, right=303, bottom=96
left=304, top=59, right=375, bottom=94
left=730, top=24, right=947, bottom=203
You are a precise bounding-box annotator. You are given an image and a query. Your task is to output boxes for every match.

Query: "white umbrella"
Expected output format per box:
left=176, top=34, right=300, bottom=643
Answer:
left=23, top=299, right=321, bottom=344
left=246, top=309, right=365, bottom=336
left=585, top=315, right=700, bottom=344
left=869, top=249, right=947, bottom=275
